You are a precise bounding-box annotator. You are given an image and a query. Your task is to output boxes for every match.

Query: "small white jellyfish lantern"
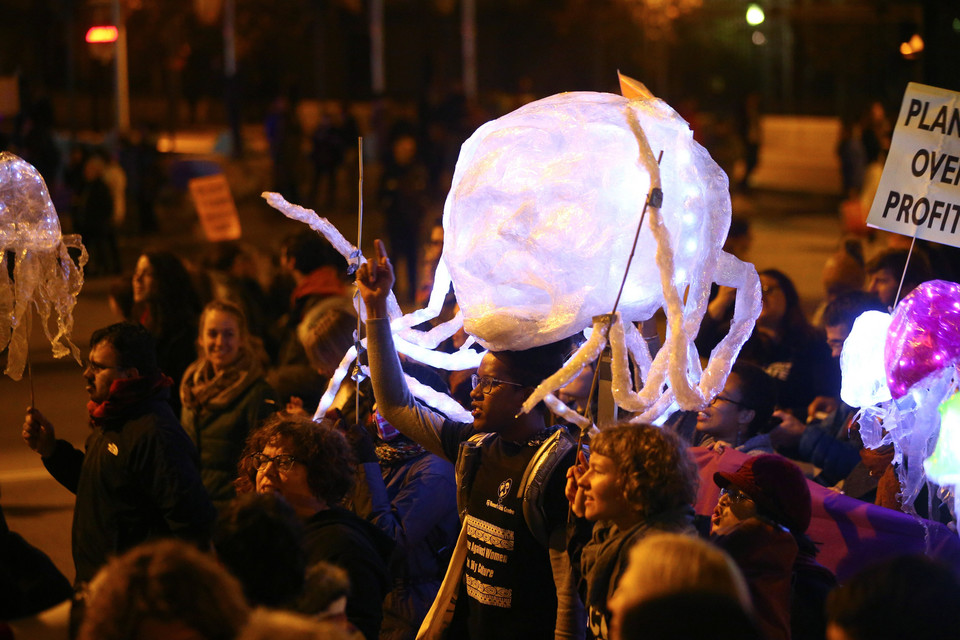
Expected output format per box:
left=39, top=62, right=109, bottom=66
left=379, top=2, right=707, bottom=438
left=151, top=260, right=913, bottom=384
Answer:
left=0, top=152, right=87, bottom=380
left=840, top=310, right=893, bottom=409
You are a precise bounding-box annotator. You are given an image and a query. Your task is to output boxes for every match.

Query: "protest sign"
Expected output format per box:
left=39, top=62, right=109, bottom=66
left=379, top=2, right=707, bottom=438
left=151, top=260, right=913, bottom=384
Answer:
left=867, top=82, right=960, bottom=248
left=188, top=173, right=242, bottom=241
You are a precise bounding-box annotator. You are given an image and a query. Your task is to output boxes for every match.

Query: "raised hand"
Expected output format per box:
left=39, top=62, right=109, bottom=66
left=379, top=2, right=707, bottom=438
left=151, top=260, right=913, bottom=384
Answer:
left=768, top=409, right=806, bottom=449
left=356, top=239, right=395, bottom=319
left=565, top=449, right=588, bottom=518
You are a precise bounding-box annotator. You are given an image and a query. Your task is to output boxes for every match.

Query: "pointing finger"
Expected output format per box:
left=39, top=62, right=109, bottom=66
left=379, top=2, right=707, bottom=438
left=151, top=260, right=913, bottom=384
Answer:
left=367, top=244, right=379, bottom=282
left=376, top=239, right=392, bottom=267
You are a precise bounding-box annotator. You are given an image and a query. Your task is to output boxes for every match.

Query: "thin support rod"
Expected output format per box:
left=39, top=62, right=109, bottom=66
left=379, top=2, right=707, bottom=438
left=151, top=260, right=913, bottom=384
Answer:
left=892, top=234, right=917, bottom=310
left=28, top=357, right=35, bottom=408
left=355, top=137, right=364, bottom=424
left=570, top=151, right=665, bottom=520
left=581, top=148, right=664, bottom=427
left=611, top=149, right=664, bottom=314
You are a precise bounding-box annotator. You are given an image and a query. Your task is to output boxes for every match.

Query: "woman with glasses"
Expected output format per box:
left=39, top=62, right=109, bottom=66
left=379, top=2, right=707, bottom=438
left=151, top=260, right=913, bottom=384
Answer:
left=697, top=268, right=838, bottom=421
left=565, top=423, right=699, bottom=639
left=711, top=454, right=836, bottom=640
left=181, top=300, right=277, bottom=511
left=236, top=414, right=393, bottom=640
left=695, top=361, right=777, bottom=455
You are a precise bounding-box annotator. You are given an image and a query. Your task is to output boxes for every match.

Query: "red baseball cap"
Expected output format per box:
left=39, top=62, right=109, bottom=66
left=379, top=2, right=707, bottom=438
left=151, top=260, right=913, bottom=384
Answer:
left=714, top=454, right=812, bottom=534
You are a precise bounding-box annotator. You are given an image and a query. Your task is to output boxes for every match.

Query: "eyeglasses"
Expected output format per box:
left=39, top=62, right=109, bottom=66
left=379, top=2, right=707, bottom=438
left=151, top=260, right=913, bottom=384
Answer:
left=250, top=452, right=299, bottom=472
left=711, top=394, right=750, bottom=409
left=719, top=487, right=753, bottom=505
left=471, top=374, right=524, bottom=395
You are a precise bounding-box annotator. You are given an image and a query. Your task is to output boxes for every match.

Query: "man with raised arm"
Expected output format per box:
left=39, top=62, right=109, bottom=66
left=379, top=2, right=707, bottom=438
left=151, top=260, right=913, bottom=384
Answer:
left=358, top=240, right=585, bottom=640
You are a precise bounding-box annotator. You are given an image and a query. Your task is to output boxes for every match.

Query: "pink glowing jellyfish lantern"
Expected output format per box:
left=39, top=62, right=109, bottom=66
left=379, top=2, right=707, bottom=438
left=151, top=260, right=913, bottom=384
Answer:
left=842, top=280, right=960, bottom=519
left=885, top=280, right=960, bottom=400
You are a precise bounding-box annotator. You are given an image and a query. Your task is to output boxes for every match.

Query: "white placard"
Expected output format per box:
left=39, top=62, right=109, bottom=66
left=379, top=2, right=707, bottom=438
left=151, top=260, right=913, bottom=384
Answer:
left=188, top=173, right=242, bottom=241
left=867, top=82, right=960, bottom=248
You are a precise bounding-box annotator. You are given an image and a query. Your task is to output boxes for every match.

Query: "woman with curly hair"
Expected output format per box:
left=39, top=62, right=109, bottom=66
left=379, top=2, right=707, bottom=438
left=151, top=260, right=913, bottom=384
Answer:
left=566, top=423, right=699, bottom=640
left=236, top=414, right=393, bottom=640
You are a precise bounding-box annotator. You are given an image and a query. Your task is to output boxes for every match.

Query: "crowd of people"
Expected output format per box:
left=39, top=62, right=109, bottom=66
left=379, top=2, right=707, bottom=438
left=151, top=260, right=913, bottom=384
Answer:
left=2, top=94, right=960, bottom=640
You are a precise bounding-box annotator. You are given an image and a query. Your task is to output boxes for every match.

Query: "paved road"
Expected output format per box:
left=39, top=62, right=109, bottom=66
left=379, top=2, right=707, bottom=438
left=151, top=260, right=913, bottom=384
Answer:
left=0, top=149, right=862, bottom=584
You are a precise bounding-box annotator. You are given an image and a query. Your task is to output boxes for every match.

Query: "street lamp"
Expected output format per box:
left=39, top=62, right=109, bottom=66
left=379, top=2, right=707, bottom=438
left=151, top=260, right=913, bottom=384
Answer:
left=746, top=3, right=765, bottom=27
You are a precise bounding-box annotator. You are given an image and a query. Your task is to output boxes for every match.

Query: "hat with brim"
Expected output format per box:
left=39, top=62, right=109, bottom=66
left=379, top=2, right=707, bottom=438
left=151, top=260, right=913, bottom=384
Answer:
left=714, top=454, right=812, bottom=534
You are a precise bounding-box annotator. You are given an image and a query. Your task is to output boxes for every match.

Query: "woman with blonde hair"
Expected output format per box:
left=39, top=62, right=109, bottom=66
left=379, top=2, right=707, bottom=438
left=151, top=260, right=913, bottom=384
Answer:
left=607, top=533, right=752, bottom=640
left=181, top=300, right=277, bottom=509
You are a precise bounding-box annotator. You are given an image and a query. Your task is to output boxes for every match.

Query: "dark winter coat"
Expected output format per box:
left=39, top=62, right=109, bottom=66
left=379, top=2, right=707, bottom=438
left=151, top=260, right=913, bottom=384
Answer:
left=360, top=451, right=459, bottom=640
left=303, top=507, right=393, bottom=640
left=43, top=383, right=215, bottom=585
left=181, top=367, right=277, bottom=510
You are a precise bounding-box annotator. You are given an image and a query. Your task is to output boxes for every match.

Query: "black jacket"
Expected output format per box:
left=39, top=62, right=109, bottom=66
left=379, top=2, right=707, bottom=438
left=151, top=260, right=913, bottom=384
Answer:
left=43, top=387, right=215, bottom=585
left=303, top=507, right=393, bottom=640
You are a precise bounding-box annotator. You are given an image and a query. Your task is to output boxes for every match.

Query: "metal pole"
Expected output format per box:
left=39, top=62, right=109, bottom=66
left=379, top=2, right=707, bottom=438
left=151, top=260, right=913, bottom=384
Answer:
left=370, top=0, right=385, bottom=94
left=223, top=0, right=243, bottom=156
left=462, top=0, right=477, bottom=101
left=223, top=0, right=236, bottom=77
left=112, top=0, right=130, bottom=131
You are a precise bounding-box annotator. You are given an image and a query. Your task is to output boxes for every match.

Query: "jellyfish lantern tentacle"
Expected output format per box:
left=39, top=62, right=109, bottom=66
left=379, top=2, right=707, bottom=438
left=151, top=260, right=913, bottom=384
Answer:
left=264, top=193, right=481, bottom=422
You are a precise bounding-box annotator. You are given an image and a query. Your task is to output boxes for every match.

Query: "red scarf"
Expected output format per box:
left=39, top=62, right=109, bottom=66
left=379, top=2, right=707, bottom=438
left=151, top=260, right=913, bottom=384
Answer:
left=87, top=374, right=174, bottom=427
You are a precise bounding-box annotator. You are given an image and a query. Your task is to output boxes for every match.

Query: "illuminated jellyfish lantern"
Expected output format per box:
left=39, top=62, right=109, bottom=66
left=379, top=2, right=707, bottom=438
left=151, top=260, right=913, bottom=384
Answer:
left=265, top=81, right=761, bottom=427
left=886, top=280, right=960, bottom=518
left=0, top=152, right=87, bottom=379
left=842, top=280, right=960, bottom=517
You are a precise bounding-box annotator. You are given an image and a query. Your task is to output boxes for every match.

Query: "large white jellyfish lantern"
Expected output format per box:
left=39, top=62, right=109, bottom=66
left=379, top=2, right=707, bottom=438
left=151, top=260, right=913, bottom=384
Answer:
left=0, top=152, right=87, bottom=379
left=841, top=281, right=960, bottom=519
left=265, top=82, right=761, bottom=427
left=447, top=89, right=760, bottom=425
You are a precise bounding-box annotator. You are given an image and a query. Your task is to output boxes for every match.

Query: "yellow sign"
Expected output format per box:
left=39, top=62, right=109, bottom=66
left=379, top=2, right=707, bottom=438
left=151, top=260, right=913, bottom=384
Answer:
left=188, top=173, right=242, bottom=241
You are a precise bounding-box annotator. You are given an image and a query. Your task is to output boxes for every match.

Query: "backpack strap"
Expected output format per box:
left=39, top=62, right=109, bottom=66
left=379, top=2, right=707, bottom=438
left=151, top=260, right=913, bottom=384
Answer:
left=518, top=428, right=577, bottom=548
left=454, top=432, right=495, bottom=520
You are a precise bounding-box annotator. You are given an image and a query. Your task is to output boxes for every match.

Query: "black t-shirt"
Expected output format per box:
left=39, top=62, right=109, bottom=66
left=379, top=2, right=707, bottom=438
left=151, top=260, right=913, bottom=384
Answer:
left=441, top=431, right=572, bottom=640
